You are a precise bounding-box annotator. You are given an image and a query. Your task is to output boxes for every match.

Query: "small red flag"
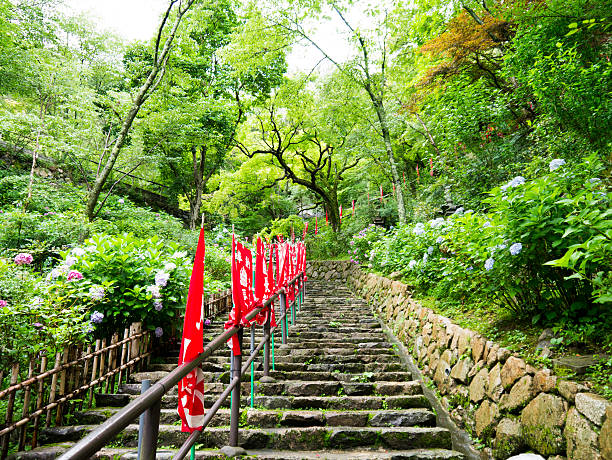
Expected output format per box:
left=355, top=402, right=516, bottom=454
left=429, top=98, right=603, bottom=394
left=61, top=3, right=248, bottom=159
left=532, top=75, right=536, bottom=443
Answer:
left=177, top=228, right=206, bottom=433
left=352, top=200, right=355, bottom=216
left=380, top=185, right=383, bottom=203
left=416, top=165, right=420, bottom=182
left=226, top=235, right=255, bottom=354
left=430, top=158, right=434, bottom=177
left=315, top=216, right=318, bottom=235
left=325, top=210, right=328, bottom=225
left=392, top=182, right=396, bottom=196
left=303, top=222, right=308, bottom=239
left=340, top=205, right=343, bottom=219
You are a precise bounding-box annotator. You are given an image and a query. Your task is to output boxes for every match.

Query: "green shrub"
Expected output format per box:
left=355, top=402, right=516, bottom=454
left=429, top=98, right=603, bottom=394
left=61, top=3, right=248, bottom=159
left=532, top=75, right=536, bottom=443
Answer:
left=305, top=225, right=350, bottom=260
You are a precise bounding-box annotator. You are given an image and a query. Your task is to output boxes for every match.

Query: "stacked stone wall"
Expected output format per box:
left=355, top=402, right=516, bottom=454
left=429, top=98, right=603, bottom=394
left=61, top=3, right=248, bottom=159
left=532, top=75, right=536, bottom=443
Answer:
left=306, top=261, right=612, bottom=460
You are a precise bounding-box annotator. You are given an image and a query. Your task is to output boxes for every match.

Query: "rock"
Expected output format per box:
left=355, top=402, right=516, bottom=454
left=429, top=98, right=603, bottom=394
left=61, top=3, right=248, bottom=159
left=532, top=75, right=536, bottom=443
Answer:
left=469, top=368, right=489, bottom=403
left=457, top=330, right=472, bottom=357
left=440, top=349, right=455, bottom=367
left=520, top=393, right=567, bottom=455
left=501, top=375, right=535, bottom=412
left=506, top=455, right=545, bottom=460
left=600, top=406, right=612, bottom=459
left=558, top=380, right=588, bottom=403
left=474, top=400, right=499, bottom=437
left=450, top=357, right=473, bottom=384
left=259, top=376, right=276, bottom=383
left=533, top=369, right=556, bottom=393
left=497, top=347, right=511, bottom=362
left=472, top=335, right=486, bottom=362
left=468, top=360, right=484, bottom=380
left=39, top=426, right=89, bottom=444
left=538, top=328, right=554, bottom=342
left=280, top=411, right=325, bottom=427
left=433, top=356, right=452, bottom=393
left=487, top=344, right=500, bottom=367
left=493, top=418, right=524, bottom=458
left=564, top=407, right=602, bottom=460
left=388, top=271, right=402, bottom=280
left=553, top=354, right=610, bottom=375
left=575, top=392, right=612, bottom=426
left=369, top=409, right=434, bottom=427
left=501, top=356, right=527, bottom=389
left=487, top=363, right=504, bottom=402
left=219, top=446, right=247, bottom=457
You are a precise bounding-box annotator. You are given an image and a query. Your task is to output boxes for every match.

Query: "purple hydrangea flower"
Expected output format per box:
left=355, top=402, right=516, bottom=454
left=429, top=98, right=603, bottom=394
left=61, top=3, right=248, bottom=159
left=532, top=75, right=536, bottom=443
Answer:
left=154, top=327, right=163, bottom=338
left=155, top=271, right=170, bottom=287
left=0, top=299, right=7, bottom=308
left=90, top=311, right=104, bottom=324
left=204, top=319, right=212, bottom=326
left=89, top=286, right=105, bottom=300
left=146, top=285, right=161, bottom=298
left=154, top=300, right=163, bottom=311
left=485, top=258, right=495, bottom=271
left=33, top=322, right=44, bottom=329
left=14, top=253, right=33, bottom=265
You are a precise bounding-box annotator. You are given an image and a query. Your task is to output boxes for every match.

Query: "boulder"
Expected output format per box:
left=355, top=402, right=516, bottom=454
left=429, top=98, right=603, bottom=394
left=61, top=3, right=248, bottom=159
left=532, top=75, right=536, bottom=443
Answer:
left=493, top=418, right=524, bottom=458
left=500, top=375, right=535, bottom=412
left=472, top=335, right=486, bottom=362
left=564, top=407, right=602, bottom=460
left=487, top=363, right=504, bottom=402
left=558, top=380, right=588, bottom=403
left=520, top=393, right=567, bottom=455
left=600, top=406, right=612, bottom=460
left=469, top=368, right=489, bottom=403
left=474, top=400, right=499, bottom=438
left=533, top=368, right=556, bottom=393
left=575, top=392, right=612, bottom=426
left=501, top=356, right=527, bottom=389
left=450, top=357, right=473, bottom=384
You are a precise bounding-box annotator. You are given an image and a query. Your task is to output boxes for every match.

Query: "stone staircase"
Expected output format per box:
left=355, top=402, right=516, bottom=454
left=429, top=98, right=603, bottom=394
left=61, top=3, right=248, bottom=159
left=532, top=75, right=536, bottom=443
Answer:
left=13, top=280, right=465, bottom=459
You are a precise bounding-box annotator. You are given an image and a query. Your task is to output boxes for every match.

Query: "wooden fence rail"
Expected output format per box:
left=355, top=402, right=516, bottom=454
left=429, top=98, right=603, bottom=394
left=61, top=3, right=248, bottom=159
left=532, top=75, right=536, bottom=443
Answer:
left=0, top=289, right=232, bottom=459
left=0, top=323, right=152, bottom=459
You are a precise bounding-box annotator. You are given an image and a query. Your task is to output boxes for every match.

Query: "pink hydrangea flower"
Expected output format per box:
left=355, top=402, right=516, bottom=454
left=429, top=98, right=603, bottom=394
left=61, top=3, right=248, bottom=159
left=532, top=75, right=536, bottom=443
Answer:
left=67, top=270, right=83, bottom=281
left=14, top=253, right=33, bottom=265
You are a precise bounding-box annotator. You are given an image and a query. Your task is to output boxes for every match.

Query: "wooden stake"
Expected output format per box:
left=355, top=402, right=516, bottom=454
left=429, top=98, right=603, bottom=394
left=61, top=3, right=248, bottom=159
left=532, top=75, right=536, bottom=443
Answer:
left=79, top=345, right=92, bottom=411
left=45, top=352, right=61, bottom=427
left=88, top=340, right=101, bottom=408
left=1, top=363, right=20, bottom=459
left=55, top=347, right=69, bottom=425
left=18, top=358, right=35, bottom=451
left=116, top=329, right=129, bottom=393
left=31, top=354, right=47, bottom=448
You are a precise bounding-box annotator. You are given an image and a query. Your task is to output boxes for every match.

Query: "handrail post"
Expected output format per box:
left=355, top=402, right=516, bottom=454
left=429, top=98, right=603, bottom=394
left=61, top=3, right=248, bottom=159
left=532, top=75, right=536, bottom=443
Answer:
left=139, top=395, right=161, bottom=460
left=229, top=328, right=243, bottom=447
left=280, top=291, right=288, bottom=345
left=263, top=308, right=271, bottom=376
left=291, top=289, right=296, bottom=326
left=137, top=379, right=151, bottom=460
left=250, top=324, right=255, bottom=408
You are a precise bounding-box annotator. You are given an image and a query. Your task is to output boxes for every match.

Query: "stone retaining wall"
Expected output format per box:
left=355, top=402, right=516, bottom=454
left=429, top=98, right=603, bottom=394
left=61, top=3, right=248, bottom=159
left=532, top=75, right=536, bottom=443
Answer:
left=306, top=261, right=612, bottom=460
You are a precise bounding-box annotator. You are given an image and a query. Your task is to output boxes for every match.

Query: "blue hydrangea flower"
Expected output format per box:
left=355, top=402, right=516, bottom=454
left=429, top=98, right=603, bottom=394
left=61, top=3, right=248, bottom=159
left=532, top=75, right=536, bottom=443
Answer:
left=549, top=159, right=566, bottom=171
left=89, top=286, right=105, bottom=301
left=155, top=271, right=170, bottom=287
left=509, top=243, right=523, bottom=255
left=155, top=327, right=163, bottom=338
left=501, top=176, right=526, bottom=191
left=154, top=300, right=163, bottom=311
left=427, top=246, right=434, bottom=255
left=408, top=260, right=417, bottom=269
left=412, top=223, right=425, bottom=235
left=436, top=236, right=444, bottom=244
left=485, top=258, right=495, bottom=271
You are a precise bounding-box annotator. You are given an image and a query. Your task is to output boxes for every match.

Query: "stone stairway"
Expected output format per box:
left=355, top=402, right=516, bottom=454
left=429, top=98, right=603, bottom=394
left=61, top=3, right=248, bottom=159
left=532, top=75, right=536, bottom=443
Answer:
left=13, top=280, right=464, bottom=459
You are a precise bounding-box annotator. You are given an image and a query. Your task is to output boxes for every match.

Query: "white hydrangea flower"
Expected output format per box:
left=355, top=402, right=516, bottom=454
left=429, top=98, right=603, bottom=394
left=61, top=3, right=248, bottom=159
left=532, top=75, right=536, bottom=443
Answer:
left=549, top=159, right=566, bottom=171
left=72, top=247, right=86, bottom=257
left=164, top=262, right=177, bottom=271
left=408, top=260, right=417, bottom=269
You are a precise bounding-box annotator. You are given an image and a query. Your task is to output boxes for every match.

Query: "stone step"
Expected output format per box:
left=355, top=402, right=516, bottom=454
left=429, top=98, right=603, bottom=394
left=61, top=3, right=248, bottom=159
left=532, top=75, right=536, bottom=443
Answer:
left=74, top=407, right=435, bottom=428
left=253, top=395, right=430, bottom=410
left=112, top=425, right=453, bottom=451
left=257, top=380, right=422, bottom=397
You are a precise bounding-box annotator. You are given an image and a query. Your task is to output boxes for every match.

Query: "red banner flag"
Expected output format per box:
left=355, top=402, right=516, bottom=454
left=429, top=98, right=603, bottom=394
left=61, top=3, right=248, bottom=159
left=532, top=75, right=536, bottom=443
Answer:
left=430, top=158, right=434, bottom=177
left=226, top=236, right=255, bottom=354
left=393, top=182, right=396, bottom=196
left=177, top=228, right=206, bottom=433
left=416, top=165, right=420, bottom=182
left=325, top=210, right=328, bottom=225
left=254, top=238, right=276, bottom=327
left=315, top=216, right=318, bottom=235
left=303, top=222, right=308, bottom=240
left=380, top=185, right=383, bottom=203
left=339, top=205, right=343, bottom=219
left=352, top=200, right=355, bottom=216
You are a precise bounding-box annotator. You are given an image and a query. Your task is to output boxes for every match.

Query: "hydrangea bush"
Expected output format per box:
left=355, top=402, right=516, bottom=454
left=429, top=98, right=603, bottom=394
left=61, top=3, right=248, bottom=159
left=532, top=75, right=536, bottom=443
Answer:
left=364, top=157, right=610, bottom=327
left=59, top=233, right=193, bottom=336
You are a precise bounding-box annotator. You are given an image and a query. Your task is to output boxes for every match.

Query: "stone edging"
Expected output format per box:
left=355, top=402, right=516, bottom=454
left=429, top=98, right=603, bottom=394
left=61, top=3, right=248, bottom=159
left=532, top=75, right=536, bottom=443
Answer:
left=306, top=260, right=612, bottom=460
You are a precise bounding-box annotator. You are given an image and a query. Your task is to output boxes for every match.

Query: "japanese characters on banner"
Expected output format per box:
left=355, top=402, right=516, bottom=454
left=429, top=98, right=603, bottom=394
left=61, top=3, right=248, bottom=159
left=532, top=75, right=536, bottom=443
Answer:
left=225, top=234, right=255, bottom=355
left=177, top=228, right=207, bottom=433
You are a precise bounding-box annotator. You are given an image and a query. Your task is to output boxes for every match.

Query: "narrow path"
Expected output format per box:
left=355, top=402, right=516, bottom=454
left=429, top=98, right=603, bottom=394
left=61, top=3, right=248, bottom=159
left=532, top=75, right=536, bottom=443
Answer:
left=13, top=280, right=464, bottom=459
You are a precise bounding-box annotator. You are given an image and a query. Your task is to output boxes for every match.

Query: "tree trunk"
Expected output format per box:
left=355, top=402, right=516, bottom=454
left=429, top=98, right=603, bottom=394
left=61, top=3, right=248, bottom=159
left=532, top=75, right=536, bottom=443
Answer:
left=324, top=191, right=341, bottom=231
left=371, top=98, right=406, bottom=225
left=86, top=0, right=195, bottom=221
left=188, top=146, right=206, bottom=231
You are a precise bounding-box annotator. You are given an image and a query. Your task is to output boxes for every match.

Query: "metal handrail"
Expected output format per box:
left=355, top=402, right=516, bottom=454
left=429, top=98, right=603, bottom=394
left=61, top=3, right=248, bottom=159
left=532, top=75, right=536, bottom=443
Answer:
left=58, top=272, right=305, bottom=460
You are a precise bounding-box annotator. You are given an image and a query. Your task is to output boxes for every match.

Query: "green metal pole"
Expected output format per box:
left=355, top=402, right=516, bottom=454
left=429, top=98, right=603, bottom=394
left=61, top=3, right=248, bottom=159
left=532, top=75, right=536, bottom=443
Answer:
left=190, top=445, right=195, bottom=460
left=271, top=332, right=275, bottom=371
